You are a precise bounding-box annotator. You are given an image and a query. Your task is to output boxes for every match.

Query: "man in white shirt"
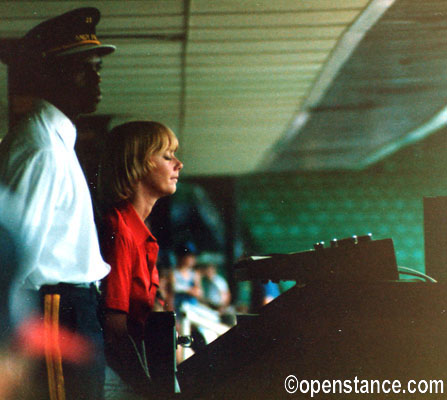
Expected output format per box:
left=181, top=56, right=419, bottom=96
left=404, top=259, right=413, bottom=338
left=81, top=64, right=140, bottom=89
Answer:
left=0, top=8, right=115, bottom=400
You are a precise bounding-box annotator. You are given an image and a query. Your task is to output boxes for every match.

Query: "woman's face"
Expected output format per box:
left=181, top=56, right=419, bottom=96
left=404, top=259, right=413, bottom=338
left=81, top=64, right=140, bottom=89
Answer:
left=143, top=146, right=183, bottom=199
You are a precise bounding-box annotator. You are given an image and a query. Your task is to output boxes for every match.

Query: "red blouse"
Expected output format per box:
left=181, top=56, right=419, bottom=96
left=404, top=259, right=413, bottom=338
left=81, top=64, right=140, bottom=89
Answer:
left=100, top=201, right=159, bottom=331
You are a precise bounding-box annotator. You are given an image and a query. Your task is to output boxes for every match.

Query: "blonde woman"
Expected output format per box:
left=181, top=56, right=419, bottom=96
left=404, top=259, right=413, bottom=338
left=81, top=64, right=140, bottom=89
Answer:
left=98, top=121, right=182, bottom=397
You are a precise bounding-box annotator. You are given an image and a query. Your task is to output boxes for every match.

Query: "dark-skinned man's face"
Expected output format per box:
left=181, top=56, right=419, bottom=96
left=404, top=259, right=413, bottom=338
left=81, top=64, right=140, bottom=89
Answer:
left=48, top=53, right=103, bottom=118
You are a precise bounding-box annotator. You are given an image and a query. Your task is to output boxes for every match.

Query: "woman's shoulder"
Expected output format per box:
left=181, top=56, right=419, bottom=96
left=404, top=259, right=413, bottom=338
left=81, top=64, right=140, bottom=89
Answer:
left=100, top=205, right=133, bottom=240
left=102, top=206, right=122, bottom=228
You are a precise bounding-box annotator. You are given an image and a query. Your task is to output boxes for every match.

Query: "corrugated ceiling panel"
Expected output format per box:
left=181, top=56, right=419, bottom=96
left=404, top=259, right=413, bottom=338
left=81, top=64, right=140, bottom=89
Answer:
left=104, top=54, right=181, bottom=69
left=186, top=53, right=329, bottom=67
left=189, top=39, right=337, bottom=54
left=189, top=11, right=361, bottom=28
left=0, top=1, right=181, bottom=34
left=182, top=0, right=368, bottom=175
left=183, top=124, right=296, bottom=175
left=106, top=40, right=182, bottom=57
left=191, top=0, right=369, bottom=13
left=265, top=0, right=447, bottom=172
left=189, top=26, right=347, bottom=41
left=97, top=35, right=183, bottom=113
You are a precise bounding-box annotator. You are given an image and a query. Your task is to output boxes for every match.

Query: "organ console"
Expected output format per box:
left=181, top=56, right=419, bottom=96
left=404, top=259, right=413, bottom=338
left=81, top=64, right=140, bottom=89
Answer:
left=234, top=234, right=399, bottom=283
left=176, top=234, right=447, bottom=399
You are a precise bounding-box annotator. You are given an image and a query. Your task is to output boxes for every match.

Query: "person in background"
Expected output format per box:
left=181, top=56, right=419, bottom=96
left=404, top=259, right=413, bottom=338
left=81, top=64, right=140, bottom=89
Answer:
left=98, top=121, right=183, bottom=397
left=200, top=263, right=231, bottom=312
left=0, top=8, right=115, bottom=400
left=173, top=245, right=203, bottom=314
left=199, top=262, right=237, bottom=327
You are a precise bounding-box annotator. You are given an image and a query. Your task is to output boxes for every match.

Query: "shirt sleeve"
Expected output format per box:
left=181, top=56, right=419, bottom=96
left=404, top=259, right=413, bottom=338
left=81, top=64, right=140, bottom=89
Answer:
left=0, top=148, right=64, bottom=287
left=214, top=275, right=229, bottom=293
left=101, top=232, right=133, bottom=313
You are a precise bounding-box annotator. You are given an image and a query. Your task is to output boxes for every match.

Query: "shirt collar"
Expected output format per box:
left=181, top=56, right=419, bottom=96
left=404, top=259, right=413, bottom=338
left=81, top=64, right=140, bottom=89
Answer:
left=118, top=201, right=157, bottom=245
left=34, top=99, right=77, bottom=149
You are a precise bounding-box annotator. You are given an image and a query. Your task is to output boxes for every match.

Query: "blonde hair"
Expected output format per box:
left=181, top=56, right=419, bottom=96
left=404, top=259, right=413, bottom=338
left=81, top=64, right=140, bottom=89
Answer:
left=99, top=120, right=178, bottom=208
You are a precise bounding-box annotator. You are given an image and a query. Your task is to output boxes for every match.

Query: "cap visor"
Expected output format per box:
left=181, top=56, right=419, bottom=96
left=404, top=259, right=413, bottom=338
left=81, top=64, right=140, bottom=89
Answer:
left=54, top=44, right=116, bottom=58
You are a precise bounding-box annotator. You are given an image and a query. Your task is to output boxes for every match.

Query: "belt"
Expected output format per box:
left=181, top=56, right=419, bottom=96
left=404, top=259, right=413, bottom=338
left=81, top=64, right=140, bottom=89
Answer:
left=39, top=282, right=98, bottom=294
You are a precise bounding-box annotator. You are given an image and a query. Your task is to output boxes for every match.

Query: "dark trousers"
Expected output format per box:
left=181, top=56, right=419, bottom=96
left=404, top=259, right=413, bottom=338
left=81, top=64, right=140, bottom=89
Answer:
left=33, top=283, right=106, bottom=400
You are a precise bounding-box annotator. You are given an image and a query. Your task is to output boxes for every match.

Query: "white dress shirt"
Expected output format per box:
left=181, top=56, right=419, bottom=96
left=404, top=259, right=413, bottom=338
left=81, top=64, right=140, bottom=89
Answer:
left=0, top=99, right=110, bottom=290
